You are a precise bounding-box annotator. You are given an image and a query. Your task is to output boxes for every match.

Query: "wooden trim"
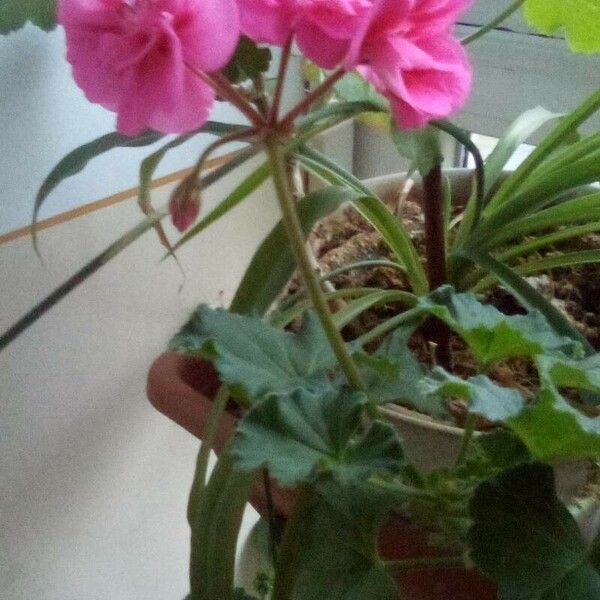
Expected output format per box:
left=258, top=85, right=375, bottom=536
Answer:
left=0, top=151, right=235, bottom=246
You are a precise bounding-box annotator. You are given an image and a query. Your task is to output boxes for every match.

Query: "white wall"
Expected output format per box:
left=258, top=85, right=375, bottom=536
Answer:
left=0, top=156, right=275, bottom=600
left=0, top=24, right=248, bottom=235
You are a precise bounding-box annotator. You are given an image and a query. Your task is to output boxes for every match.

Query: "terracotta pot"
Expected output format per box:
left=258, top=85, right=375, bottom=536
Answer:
left=147, top=352, right=498, bottom=599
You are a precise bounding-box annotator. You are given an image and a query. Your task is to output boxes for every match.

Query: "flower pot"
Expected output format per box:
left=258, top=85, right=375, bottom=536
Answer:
left=147, top=168, right=597, bottom=599
left=147, top=351, right=499, bottom=599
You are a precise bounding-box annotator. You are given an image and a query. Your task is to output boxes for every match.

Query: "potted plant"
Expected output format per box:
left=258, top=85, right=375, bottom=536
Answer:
left=2, top=1, right=600, bottom=599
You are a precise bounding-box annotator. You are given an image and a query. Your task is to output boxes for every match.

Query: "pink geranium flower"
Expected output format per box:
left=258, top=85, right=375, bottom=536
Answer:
left=346, top=0, right=473, bottom=129
left=237, top=0, right=370, bottom=69
left=58, top=0, right=240, bottom=135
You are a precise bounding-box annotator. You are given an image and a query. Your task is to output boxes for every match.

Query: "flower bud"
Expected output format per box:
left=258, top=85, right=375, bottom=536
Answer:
left=170, top=180, right=201, bottom=233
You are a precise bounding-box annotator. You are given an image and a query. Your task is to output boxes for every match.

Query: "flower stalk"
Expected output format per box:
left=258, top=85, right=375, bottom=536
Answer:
left=265, top=134, right=367, bottom=395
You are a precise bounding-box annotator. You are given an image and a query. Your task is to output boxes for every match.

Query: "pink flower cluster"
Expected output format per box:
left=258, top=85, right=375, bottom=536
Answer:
left=59, top=0, right=472, bottom=134
left=58, top=0, right=240, bottom=135
left=239, top=0, right=473, bottom=128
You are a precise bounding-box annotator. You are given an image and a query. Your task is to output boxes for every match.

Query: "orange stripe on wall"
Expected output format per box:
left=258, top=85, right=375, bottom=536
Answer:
left=0, top=151, right=235, bottom=246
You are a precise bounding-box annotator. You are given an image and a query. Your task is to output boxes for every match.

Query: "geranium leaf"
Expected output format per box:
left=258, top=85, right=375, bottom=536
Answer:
left=292, top=499, right=397, bottom=600
left=0, top=0, right=56, bottom=33
left=170, top=308, right=335, bottom=403
left=524, top=0, right=600, bottom=54
left=508, top=386, right=600, bottom=460
left=231, top=387, right=403, bottom=488
left=537, top=353, right=600, bottom=395
left=222, top=36, right=272, bottom=83
left=422, top=367, right=526, bottom=423
left=469, top=463, right=600, bottom=599
left=419, top=286, right=581, bottom=366
left=354, top=327, right=448, bottom=418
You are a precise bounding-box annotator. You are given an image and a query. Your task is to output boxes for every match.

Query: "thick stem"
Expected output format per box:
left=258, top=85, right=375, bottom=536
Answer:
left=265, top=136, right=367, bottom=394
left=423, top=165, right=451, bottom=367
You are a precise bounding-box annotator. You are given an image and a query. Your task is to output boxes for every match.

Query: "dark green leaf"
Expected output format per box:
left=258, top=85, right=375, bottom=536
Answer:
left=34, top=129, right=163, bottom=233
left=475, top=430, right=532, bottom=472
left=222, top=37, right=272, bottom=83
left=0, top=0, right=56, bottom=33
left=469, top=463, right=600, bottom=599
left=171, top=308, right=336, bottom=403
left=419, top=286, right=581, bottom=365
left=232, top=387, right=403, bottom=488
left=508, top=386, right=600, bottom=460
left=422, top=367, right=525, bottom=423
left=392, top=125, right=443, bottom=177
left=231, top=185, right=353, bottom=315
left=292, top=500, right=397, bottom=600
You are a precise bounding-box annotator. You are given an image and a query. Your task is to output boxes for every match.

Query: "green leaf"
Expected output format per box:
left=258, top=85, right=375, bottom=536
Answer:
left=222, top=36, right=272, bottom=83
left=189, top=449, right=254, bottom=600
left=465, top=251, right=594, bottom=355
left=483, top=107, right=561, bottom=197
left=293, top=145, right=428, bottom=295
left=230, top=185, right=352, bottom=315
left=392, top=125, right=443, bottom=177
left=538, top=353, right=600, bottom=395
left=293, top=500, right=397, bottom=600
left=476, top=430, right=532, bottom=472
left=422, top=368, right=525, bottom=423
left=469, top=463, right=600, bottom=599
left=138, top=132, right=199, bottom=257
left=524, top=0, right=600, bottom=53
left=418, top=286, right=581, bottom=365
left=508, top=386, right=600, bottom=460
left=0, top=0, right=56, bottom=33
left=34, top=129, right=163, bottom=234
left=354, top=328, right=448, bottom=418
left=485, top=89, right=600, bottom=215
left=232, top=386, right=403, bottom=488
left=170, top=308, right=335, bottom=403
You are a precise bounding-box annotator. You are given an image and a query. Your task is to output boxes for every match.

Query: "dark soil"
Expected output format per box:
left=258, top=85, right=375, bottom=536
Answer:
left=282, top=180, right=600, bottom=425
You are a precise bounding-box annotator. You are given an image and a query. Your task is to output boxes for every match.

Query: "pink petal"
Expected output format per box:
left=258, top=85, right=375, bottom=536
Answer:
left=175, top=0, right=240, bottom=72
left=237, top=0, right=295, bottom=46
left=59, top=0, right=239, bottom=135
left=295, top=19, right=352, bottom=69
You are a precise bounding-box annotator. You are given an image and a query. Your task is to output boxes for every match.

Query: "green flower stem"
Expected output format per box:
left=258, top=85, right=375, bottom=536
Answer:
left=272, top=486, right=315, bottom=600
left=265, top=135, right=368, bottom=396
left=385, top=555, right=466, bottom=571
left=461, top=0, right=525, bottom=46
